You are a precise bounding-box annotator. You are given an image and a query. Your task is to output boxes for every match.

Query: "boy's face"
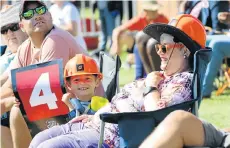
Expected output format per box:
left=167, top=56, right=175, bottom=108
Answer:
left=69, top=75, right=100, bottom=99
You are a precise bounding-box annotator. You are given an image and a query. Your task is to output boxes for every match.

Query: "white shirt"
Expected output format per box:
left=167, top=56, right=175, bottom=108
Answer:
left=49, top=2, right=87, bottom=50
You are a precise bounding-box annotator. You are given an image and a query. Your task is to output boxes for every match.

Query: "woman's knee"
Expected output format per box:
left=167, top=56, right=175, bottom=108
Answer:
left=165, top=110, right=195, bottom=123
left=30, top=132, right=46, bottom=147
left=146, top=38, right=158, bottom=55
left=135, top=31, right=150, bottom=45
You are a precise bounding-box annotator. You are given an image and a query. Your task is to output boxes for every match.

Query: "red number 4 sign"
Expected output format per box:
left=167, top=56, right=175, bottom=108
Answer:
left=11, top=59, right=69, bottom=122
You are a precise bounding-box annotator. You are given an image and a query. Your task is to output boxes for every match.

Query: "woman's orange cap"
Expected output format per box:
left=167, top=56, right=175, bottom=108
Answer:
left=171, top=14, right=206, bottom=48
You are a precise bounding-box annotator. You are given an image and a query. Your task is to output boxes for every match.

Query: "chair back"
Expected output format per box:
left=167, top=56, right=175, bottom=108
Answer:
left=99, top=52, right=121, bottom=101
left=192, top=49, right=212, bottom=113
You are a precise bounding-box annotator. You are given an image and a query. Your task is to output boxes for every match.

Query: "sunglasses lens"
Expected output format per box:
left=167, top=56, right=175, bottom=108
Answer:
left=1, top=29, right=7, bottom=34
left=10, top=24, right=19, bottom=32
left=35, top=6, right=46, bottom=15
left=23, top=10, right=34, bottom=20
left=1, top=24, right=19, bottom=34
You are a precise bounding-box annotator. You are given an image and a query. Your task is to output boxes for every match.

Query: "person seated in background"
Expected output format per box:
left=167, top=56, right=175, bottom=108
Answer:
left=110, top=1, right=168, bottom=75
left=200, top=0, right=229, bottom=35
left=0, top=3, right=28, bottom=84
left=49, top=0, right=87, bottom=50
left=29, top=14, right=200, bottom=148
left=202, top=11, right=230, bottom=98
left=0, top=4, right=28, bottom=148
left=140, top=110, right=230, bottom=148
left=62, top=54, right=108, bottom=118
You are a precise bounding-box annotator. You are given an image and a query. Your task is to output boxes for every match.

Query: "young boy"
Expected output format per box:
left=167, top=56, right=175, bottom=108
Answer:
left=62, top=54, right=108, bottom=118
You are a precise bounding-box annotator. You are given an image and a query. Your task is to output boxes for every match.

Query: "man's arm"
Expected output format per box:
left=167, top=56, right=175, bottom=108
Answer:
left=0, top=51, right=23, bottom=99
left=0, top=78, right=14, bottom=99
left=0, top=71, right=8, bottom=86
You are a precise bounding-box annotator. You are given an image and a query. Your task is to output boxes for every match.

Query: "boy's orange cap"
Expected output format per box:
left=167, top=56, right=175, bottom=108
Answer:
left=143, top=14, right=206, bottom=54
left=64, top=54, right=103, bottom=79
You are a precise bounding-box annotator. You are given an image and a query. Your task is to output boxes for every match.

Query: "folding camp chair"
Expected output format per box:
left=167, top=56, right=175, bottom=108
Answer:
left=98, top=49, right=212, bottom=148
left=99, top=51, right=121, bottom=101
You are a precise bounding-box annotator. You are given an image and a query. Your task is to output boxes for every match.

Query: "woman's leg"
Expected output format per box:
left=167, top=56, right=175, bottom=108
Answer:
left=0, top=126, right=13, bottom=148
left=36, top=128, right=100, bottom=148
left=146, top=38, right=161, bottom=72
left=134, top=44, right=145, bottom=79
left=30, top=121, right=89, bottom=148
left=135, top=31, right=152, bottom=74
left=10, top=106, right=32, bottom=148
left=140, top=110, right=205, bottom=148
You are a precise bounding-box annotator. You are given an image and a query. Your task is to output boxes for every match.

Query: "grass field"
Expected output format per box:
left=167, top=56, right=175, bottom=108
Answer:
left=118, top=51, right=230, bottom=129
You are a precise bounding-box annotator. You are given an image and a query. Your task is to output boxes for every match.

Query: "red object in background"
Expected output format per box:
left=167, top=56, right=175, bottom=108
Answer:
left=82, top=18, right=99, bottom=50
left=11, top=60, right=69, bottom=122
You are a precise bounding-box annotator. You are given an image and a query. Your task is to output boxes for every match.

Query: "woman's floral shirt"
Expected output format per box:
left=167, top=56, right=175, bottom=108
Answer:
left=85, top=71, right=193, bottom=147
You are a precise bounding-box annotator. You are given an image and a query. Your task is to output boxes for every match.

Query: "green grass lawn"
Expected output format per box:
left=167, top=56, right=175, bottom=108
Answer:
left=199, top=90, right=230, bottom=129
left=118, top=52, right=230, bottom=129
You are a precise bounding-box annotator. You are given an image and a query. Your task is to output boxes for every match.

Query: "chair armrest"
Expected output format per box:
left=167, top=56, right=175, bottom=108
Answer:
left=100, top=99, right=197, bottom=124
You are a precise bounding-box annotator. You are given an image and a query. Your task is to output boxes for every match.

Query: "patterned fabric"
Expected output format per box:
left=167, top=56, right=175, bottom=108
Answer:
left=84, top=71, right=193, bottom=148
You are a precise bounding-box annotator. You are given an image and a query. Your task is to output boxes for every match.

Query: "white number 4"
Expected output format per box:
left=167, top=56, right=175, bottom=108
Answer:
left=30, top=72, right=58, bottom=110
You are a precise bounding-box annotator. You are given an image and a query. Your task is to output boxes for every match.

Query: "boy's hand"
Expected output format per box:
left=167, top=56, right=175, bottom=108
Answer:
left=68, top=115, right=93, bottom=123
left=62, top=92, right=75, bottom=104
left=145, top=71, right=164, bottom=88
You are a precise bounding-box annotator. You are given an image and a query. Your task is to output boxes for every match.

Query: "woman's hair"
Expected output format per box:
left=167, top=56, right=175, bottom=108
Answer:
left=174, top=37, right=201, bottom=71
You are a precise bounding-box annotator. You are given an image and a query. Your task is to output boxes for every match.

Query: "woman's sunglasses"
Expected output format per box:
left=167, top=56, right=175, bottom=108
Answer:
left=155, top=43, right=184, bottom=54
left=1, top=23, right=20, bottom=34
left=21, top=6, right=47, bottom=20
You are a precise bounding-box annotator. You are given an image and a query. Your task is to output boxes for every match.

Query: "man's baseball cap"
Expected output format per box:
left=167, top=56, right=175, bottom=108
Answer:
left=19, top=0, right=47, bottom=18
left=142, top=2, right=161, bottom=12
left=143, top=14, right=206, bottom=54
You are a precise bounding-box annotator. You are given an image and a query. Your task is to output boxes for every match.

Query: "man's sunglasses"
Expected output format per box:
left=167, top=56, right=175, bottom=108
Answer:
left=155, top=43, right=184, bottom=54
left=21, top=6, right=47, bottom=20
left=1, top=23, right=20, bottom=34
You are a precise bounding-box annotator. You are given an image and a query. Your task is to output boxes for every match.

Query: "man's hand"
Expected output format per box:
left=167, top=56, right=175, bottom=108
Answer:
left=145, top=71, right=164, bottom=88
left=1, top=97, right=20, bottom=115
left=68, top=114, right=93, bottom=124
